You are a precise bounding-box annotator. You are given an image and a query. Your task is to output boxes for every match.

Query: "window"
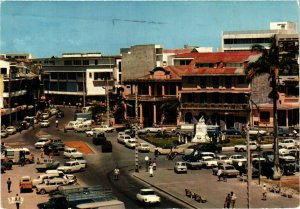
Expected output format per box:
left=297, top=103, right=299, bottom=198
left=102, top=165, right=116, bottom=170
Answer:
left=195, top=63, right=215, bottom=68
left=59, top=73, right=67, bottom=80
left=68, top=73, right=76, bottom=81
left=224, top=77, right=231, bottom=88
left=212, top=77, right=219, bottom=88
left=95, top=60, right=98, bottom=65
left=64, top=60, right=72, bottom=65
left=89, top=73, right=92, bottom=79
left=50, top=73, right=58, bottom=80
left=73, top=60, right=81, bottom=65
left=94, top=72, right=111, bottom=80
left=83, top=60, right=89, bottom=65
left=200, top=78, right=207, bottom=88
left=118, top=62, right=122, bottom=72
left=1, top=68, right=7, bottom=74
left=58, top=82, right=67, bottom=91
left=225, top=63, right=243, bottom=68
left=237, top=76, right=245, bottom=84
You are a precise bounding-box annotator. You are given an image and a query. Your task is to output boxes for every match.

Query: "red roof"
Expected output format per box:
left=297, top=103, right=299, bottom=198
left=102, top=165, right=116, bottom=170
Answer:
left=163, top=48, right=194, bottom=54
left=186, top=67, right=239, bottom=75
left=175, top=51, right=258, bottom=63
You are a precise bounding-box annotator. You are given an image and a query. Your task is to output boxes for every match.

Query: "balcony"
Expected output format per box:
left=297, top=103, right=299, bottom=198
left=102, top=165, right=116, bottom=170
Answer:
left=125, top=94, right=176, bottom=102
left=181, top=103, right=249, bottom=110
left=93, top=80, right=114, bottom=87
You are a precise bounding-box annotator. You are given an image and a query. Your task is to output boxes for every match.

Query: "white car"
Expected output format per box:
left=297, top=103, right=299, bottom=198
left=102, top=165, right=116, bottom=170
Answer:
left=229, top=154, right=247, bottom=165
left=85, top=128, right=103, bottom=137
left=141, top=127, right=162, bottom=134
left=32, top=173, right=76, bottom=187
left=125, top=138, right=137, bottom=149
left=35, top=137, right=51, bottom=149
left=216, top=155, right=232, bottom=165
left=279, top=153, right=296, bottom=162
left=64, top=147, right=83, bottom=158
left=174, top=161, right=187, bottom=173
left=74, top=124, right=91, bottom=132
left=36, top=178, right=69, bottom=194
left=49, top=108, right=59, bottom=116
left=117, top=134, right=132, bottom=144
left=96, top=125, right=114, bottom=133
left=279, top=145, right=298, bottom=155
left=136, top=188, right=161, bottom=205
left=6, top=126, right=17, bottom=135
left=1, top=130, right=8, bottom=138
left=234, top=141, right=258, bottom=152
left=248, top=127, right=268, bottom=135
left=41, top=113, right=50, bottom=120
left=69, top=156, right=87, bottom=168
left=279, top=139, right=296, bottom=147
left=40, top=120, right=50, bottom=127
left=199, top=156, right=218, bottom=168
left=57, top=161, right=85, bottom=173
left=137, top=143, right=150, bottom=152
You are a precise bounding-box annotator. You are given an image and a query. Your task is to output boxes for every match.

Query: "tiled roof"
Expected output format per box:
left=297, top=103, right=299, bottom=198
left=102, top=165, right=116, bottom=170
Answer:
left=185, top=67, right=240, bottom=75
left=175, top=51, right=258, bottom=63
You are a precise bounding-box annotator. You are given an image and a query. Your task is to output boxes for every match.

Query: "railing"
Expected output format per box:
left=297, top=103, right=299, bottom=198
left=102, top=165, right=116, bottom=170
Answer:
left=181, top=103, right=249, bottom=110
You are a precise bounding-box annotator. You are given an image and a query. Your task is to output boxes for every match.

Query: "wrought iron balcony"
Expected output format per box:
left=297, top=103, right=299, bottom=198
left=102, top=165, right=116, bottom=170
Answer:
left=181, top=103, right=249, bottom=110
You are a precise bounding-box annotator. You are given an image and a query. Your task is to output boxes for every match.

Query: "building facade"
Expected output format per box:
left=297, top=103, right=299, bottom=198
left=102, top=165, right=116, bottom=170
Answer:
left=32, top=53, right=121, bottom=105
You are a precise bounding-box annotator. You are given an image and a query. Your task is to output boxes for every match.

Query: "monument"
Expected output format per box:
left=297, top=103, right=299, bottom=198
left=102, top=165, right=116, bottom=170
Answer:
left=192, top=116, right=210, bottom=143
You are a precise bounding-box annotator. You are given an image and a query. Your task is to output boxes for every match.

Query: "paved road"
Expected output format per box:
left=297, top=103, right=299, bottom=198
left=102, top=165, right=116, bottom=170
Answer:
left=132, top=161, right=300, bottom=208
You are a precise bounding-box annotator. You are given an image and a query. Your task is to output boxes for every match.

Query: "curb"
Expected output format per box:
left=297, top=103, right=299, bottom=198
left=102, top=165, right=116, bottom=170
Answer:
left=132, top=173, right=199, bottom=209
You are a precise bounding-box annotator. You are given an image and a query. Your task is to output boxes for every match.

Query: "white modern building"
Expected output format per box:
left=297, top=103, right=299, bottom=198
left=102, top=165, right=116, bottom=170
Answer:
left=222, top=21, right=297, bottom=52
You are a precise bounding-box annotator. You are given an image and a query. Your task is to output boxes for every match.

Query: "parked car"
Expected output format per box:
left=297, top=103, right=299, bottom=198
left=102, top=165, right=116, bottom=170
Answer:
left=140, top=126, right=162, bottom=134
left=57, top=161, right=85, bottom=173
left=229, top=154, right=247, bottom=166
left=94, top=125, right=114, bottom=133
left=102, top=141, right=112, bottom=153
left=1, top=160, right=12, bottom=170
left=248, top=127, right=268, bottom=136
left=1, top=130, right=8, bottom=138
left=69, top=156, right=87, bottom=168
left=36, top=178, right=69, bottom=194
left=19, top=176, right=33, bottom=193
left=6, top=126, right=16, bottom=135
left=137, top=143, right=150, bottom=152
left=32, top=173, right=76, bottom=187
left=212, top=164, right=240, bottom=177
left=136, top=188, right=161, bottom=205
left=63, top=147, right=83, bottom=159
left=196, top=143, right=222, bottom=153
left=40, top=120, right=50, bottom=128
left=35, top=159, right=60, bottom=172
left=199, top=156, right=218, bottom=168
left=216, top=155, right=232, bottom=165
left=174, top=161, right=187, bottom=173
left=222, top=127, right=241, bottom=135
left=279, top=139, right=297, bottom=147
left=270, top=127, right=295, bottom=137
left=117, top=134, right=132, bottom=144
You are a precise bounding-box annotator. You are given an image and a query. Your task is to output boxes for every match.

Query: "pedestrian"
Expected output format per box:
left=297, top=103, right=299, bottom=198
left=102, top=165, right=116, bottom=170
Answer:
left=262, top=184, right=267, bottom=200
left=230, top=191, right=237, bottom=209
left=68, top=102, right=71, bottom=108
left=55, top=120, right=59, bottom=128
left=217, top=167, right=223, bottom=181
left=40, top=148, right=44, bottom=159
left=63, top=101, right=66, bottom=107
left=7, top=178, right=11, bottom=193
left=224, top=193, right=231, bottom=209
left=223, top=173, right=227, bottom=182
left=114, top=167, right=120, bottom=180
left=154, top=147, right=159, bottom=158
left=15, top=193, right=21, bottom=209
left=149, top=164, right=154, bottom=177
left=152, top=158, right=157, bottom=170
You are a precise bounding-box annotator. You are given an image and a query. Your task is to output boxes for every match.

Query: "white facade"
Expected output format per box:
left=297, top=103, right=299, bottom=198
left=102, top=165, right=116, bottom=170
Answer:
left=270, top=22, right=296, bottom=33
left=86, top=68, right=113, bottom=96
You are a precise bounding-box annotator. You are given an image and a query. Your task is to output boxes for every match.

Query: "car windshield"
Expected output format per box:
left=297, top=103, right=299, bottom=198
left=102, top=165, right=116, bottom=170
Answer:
left=142, top=190, right=155, bottom=195
left=64, top=163, right=71, bottom=166
left=225, top=166, right=235, bottom=170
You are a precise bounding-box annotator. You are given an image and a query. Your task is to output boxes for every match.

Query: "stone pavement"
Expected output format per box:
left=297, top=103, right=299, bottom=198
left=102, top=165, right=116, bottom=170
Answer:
left=133, top=167, right=300, bottom=208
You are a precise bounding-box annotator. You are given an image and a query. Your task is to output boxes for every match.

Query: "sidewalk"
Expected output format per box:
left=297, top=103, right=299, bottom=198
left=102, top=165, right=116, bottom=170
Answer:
left=133, top=167, right=300, bottom=208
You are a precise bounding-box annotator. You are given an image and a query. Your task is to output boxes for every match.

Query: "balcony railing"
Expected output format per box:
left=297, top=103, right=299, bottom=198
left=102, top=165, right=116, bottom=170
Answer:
left=181, top=103, right=249, bottom=110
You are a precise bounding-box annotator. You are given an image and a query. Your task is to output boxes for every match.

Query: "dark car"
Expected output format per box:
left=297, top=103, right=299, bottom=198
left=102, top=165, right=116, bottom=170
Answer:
left=102, top=141, right=112, bottom=152
left=44, top=144, right=60, bottom=156
left=270, top=127, right=295, bottom=137
left=56, top=111, right=64, bottom=118
left=20, top=121, right=30, bottom=129
left=222, top=127, right=241, bottom=135
left=1, top=160, right=12, bottom=170
left=197, top=143, right=222, bottom=153
left=93, top=133, right=107, bottom=145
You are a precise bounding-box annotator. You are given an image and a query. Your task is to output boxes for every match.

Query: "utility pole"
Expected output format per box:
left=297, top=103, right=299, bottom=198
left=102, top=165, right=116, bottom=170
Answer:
left=106, top=79, right=110, bottom=125
left=135, top=84, right=139, bottom=172
left=8, top=69, right=12, bottom=126
left=246, top=119, right=251, bottom=209
left=83, top=72, right=86, bottom=107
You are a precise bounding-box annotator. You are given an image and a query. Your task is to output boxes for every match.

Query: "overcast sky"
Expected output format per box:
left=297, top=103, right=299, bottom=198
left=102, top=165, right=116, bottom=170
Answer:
left=0, top=1, right=299, bottom=58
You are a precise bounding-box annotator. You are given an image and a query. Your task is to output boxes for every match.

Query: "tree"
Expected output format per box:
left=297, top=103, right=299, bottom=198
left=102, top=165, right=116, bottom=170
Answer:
left=160, top=98, right=180, bottom=124
left=245, top=35, right=298, bottom=179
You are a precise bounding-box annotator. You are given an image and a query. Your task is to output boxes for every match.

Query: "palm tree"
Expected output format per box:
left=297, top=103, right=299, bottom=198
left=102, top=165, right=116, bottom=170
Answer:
left=245, top=35, right=298, bottom=179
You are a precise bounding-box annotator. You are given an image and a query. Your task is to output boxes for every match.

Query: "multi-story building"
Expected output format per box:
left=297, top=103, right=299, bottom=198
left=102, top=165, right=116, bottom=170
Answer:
left=32, top=53, right=121, bottom=105
left=222, top=21, right=297, bottom=52
left=121, top=44, right=163, bottom=80
left=0, top=57, right=40, bottom=126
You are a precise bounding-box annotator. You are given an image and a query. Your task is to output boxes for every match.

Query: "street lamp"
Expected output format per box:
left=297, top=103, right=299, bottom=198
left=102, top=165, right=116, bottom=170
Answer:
left=134, top=85, right=139, bottom=173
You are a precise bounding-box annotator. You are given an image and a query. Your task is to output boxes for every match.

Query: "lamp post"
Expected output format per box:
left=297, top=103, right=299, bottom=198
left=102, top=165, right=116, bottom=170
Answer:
left=246, top=121, right=251, bottom=209
left=134, top=85, right=139, bottom=172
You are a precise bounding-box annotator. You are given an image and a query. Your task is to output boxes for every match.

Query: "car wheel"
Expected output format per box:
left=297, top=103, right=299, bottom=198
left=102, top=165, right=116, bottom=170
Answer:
left=40, top=189, right=46, bottom=195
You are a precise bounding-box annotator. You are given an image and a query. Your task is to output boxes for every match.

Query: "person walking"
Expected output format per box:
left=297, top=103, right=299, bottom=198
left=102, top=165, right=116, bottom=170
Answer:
left=114, top=167, right=120, bottom=180
left=7, top=178, right=12, bottom=193
left=55, top=120, right=59, bottom=128
left=262, top=184, right=267, bottom=200
left=149, top=164, right=154, bottom=177
left=224, top=193, right=231, bottom=209
left=230, top=191, right=237, bottom=209
left=15, top=193, right=21, bottom=209
left=217, top=167, right=223, bottom=181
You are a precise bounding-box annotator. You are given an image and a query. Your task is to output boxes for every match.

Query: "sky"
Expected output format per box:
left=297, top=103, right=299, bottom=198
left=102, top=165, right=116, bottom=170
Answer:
left=0, top=1, right=299, bottom=58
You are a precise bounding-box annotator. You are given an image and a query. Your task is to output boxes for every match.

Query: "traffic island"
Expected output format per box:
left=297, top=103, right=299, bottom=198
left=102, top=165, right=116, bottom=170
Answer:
left=64, top=141, right=94, bottom=154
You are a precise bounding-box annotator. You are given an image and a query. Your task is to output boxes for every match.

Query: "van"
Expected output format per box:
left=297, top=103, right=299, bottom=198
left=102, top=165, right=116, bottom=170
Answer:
left=3, top=148, right=34, bottom=164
